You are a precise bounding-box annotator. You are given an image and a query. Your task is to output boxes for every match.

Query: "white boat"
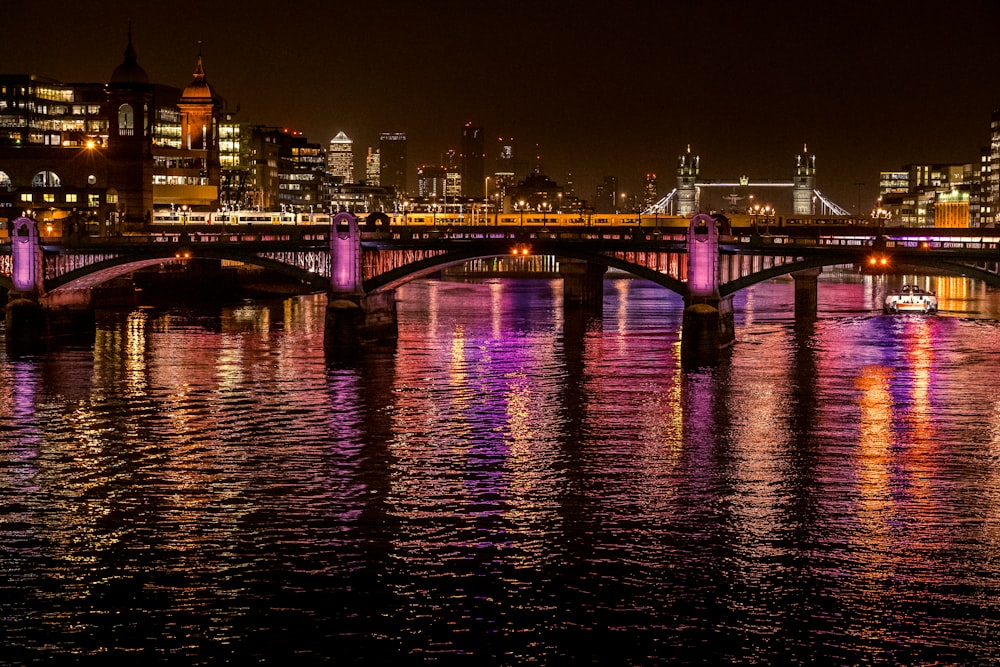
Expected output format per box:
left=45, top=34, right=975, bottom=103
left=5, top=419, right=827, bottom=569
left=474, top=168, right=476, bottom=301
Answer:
left=884, top=285, right=938, bottom=314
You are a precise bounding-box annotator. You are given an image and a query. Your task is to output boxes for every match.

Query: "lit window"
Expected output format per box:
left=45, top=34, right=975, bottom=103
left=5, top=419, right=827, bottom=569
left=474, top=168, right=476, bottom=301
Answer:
left=20, top=193, right=32, bottom=202
left=65, top=193, right=77, bottom=203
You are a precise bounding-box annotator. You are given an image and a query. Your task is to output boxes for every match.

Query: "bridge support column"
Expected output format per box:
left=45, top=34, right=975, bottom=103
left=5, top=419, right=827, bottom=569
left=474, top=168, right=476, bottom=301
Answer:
left=324, top=211, right=398, bottom=352
left=680, top=213, right=735, bottom=367
left=681, top=295, right=735, bottom=367
left=324, top=291, right=398, bottom=350
left=559, top=258, right=605, bottom=312
left=5, top=216, right=47, bottom=351
left=792, top=267, right=822, bottom=319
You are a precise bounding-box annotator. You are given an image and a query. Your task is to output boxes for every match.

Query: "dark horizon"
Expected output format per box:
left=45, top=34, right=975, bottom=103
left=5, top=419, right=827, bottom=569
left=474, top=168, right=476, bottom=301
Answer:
left=4, top=0, right=999, bottom=210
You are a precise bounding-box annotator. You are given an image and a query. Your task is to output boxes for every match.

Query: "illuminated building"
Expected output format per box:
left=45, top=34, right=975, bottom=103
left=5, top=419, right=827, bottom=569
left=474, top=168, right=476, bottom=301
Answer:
left=219, top=112, right=251, bottom=209
left=378, top=132, right=407, bottom=194
left=326, top=131, right=354, bottom=182
left=643, top=173, right=658, bottom=209
left=365, top=147, right=380, bottom=185
left=416, top=165, right=447, bottom=198
left=879, top=162, right=975, bottom=227
left=983, top=109, right=1000, bottom=225
left=460, top=122, right=485, bottom=198
left=879, top=171, right=909, bottom=196
left=0, top=30, right=229, bottom=229
left=276, top=128, right=323, bottom=211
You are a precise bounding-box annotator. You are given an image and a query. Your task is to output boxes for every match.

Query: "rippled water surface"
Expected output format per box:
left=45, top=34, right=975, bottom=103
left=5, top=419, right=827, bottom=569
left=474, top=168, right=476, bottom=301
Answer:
left=3, top=274, right=1000, bottom=665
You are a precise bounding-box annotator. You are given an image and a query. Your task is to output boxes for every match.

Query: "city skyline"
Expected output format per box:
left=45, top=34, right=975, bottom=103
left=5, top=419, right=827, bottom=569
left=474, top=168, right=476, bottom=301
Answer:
left=3, top=0, right=1000, bottom=209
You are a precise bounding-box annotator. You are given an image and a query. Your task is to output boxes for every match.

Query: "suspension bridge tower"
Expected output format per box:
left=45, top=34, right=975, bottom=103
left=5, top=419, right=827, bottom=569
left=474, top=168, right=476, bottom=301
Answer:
left=676, top=145, right=700, bottom=216
left=793, top=145, right=816, bottom=215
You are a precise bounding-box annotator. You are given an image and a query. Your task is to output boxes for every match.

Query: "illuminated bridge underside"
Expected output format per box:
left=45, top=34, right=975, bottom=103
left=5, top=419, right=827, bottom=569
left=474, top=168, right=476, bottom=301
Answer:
left=8, top=227, right=1000, bottom=298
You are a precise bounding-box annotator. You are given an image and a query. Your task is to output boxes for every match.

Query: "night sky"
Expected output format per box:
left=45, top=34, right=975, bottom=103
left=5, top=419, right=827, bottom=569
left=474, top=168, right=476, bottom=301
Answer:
left=4, top=0, right=999, bottom=212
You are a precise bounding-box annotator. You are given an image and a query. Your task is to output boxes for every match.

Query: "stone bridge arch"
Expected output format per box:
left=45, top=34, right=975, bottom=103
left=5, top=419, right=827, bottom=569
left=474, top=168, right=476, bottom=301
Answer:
left=46, top=247, right=331, bottom=294
left=362, top=246, right=689, bottom=296
left=719, top=253, right=1000, bottom=296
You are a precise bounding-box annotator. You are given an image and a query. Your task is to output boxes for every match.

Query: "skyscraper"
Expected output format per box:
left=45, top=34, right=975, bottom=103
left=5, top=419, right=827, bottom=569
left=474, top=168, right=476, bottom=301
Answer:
left=326, top=131, right=353, bottom=182
left=378, top=132, right=407, bottom=194
left=460, top=122, right=485, bottom=198
left=365, top=147, right=380, bottom=185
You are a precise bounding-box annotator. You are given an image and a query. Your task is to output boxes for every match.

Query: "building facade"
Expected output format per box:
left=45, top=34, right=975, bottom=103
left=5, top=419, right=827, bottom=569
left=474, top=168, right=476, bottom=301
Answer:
left=460, top=122, right=485, bottom=199
left=378, top=132, right=407, bottom=194
left=327, top=131, right=353, bottom=182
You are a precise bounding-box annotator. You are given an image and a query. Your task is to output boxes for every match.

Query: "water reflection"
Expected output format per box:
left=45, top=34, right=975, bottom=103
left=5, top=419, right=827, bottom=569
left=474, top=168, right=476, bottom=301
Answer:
left=3, top=278, right=1000, bottom=663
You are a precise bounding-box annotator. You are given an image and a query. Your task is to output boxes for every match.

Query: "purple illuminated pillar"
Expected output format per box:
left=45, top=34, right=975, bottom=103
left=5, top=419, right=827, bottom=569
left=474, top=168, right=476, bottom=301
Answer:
left=682, top=213, right=734, bottom=366
left=10, top=217, right=45, bottom=298
left=325, top=212, right=397, bottom=350
left=686, top=213, right=719, bottom=299
left=5, top=217, right=47, bottom=348
left=330, top=211, right=363, bottom=296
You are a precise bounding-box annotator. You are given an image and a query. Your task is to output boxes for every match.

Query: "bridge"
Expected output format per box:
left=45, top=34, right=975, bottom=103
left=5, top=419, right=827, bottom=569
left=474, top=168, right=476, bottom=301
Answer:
left=643, top=146, right=852, bottom=217
left=4, top=213, right=1000, bottom=364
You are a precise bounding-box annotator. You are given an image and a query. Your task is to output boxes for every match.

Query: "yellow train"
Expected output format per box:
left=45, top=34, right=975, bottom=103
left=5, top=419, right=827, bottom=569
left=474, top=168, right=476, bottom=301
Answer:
left=150, top=210, right=867, bottom=229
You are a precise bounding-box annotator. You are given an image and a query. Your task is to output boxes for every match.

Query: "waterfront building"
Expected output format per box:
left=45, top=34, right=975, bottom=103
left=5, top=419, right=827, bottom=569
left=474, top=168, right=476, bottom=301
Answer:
left=983, top=109, right=1000, bottom=225
left=219, top=111, right=251, bottom=210
left=378, top=132, right=407, bottom=194
left=0, top=31, right=229, bottom=229
left=879, top=162, right=975, bottom=227
left=416, top=165, right=447, bottom=198
left=327, top=131, right=354, bottom=182
left=879, top=171, right=909, bottom=197
left=460, top=122, right=485, bottom=199
left=508, top=171, right=566, bottom=213
left=326, top=181, right=396, bottom=213
left=277, top=128, right=324, bottom=212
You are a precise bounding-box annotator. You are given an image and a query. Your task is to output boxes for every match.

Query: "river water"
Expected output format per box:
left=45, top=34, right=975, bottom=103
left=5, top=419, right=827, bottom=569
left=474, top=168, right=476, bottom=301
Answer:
left=3, top=273, right=1000, bottom=665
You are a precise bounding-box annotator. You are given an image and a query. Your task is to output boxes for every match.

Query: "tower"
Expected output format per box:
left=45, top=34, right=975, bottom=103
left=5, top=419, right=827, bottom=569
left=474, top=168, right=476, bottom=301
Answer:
left=793, top=145, right=816, bottom=216
left=676, top=145, right=699, bottom=216
left=327, top=131, right=354, bottom=182
left=176, top=46, right=221, bottom=208
left=106, top=25, right=154, bottom=224
left=460, top=122, right=485, bottom=198
left=378, top=132, right=407, bottom=194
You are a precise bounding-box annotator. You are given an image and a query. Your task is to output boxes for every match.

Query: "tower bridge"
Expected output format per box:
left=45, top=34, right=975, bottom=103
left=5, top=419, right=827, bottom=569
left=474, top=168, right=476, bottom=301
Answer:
left=4, top=213, right=1000, bottom=365
left=644, top=146, right=851, bottom=217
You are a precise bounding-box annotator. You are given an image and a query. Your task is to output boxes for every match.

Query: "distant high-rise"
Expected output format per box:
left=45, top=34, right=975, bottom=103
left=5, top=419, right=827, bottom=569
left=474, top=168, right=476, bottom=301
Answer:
left=594, top=176, right=619, bottom=214
left=461, top=122, right=485, bottom=198
left=986, top=109, right=1000, bottom=225
left=416, top=165, right=447, bottom=198
left=326, top=131, right=353, bottom=182
left=378, top=132, right=407, bottom=194
left=365, top=147, right=380, bottom=185
left=493, top=137, right=517, bottom=193
left=643, top=173, right=658, bottom=209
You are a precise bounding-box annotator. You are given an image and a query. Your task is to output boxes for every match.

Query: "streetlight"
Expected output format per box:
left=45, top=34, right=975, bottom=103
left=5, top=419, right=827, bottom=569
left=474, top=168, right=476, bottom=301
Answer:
left=539, top=201, right=551, bottom=227
left=484, top=176, right=490, bottom=227
left=517, top=199, right=526, bottom=226
left=871, top=205, right=891, bottom=236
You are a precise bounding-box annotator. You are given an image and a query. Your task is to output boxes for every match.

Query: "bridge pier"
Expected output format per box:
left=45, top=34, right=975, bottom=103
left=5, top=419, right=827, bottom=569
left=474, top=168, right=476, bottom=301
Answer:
left=792, top=267, right=822, bottom=319
left=680, top=213, right=735, bottom=367
left=324, top=291, right=398, bottom=351
left=559, top=258, right=606, bottom=313
left=681, top=295, right=735, bottom=367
